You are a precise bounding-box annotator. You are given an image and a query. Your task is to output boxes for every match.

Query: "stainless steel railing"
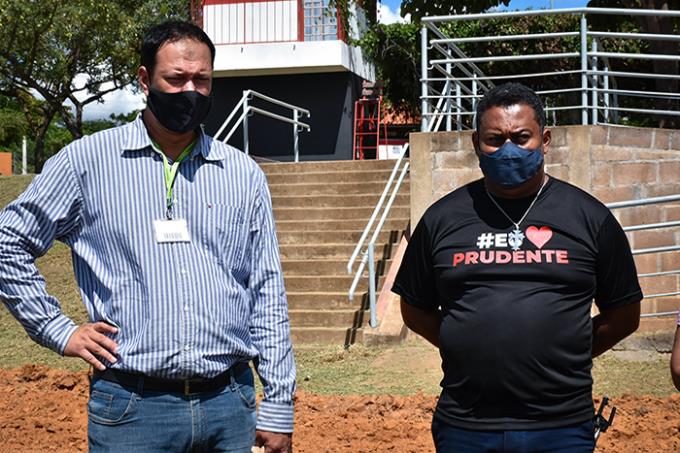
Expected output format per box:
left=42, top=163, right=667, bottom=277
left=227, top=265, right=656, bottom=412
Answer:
left=420, top=7, right=680, bottom=130
left=607, top=194, right=680, bottom=318
left=214, top=90, right=311, bottom=162
left=346, top=78, right=452, bottom=328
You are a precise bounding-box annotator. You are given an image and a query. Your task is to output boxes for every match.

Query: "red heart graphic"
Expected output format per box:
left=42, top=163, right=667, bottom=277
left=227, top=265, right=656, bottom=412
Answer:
left=525, top=226, right=553, bottom=249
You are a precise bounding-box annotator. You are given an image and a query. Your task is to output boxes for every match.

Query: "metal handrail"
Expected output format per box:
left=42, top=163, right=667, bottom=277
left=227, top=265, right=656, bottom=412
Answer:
left=214, top=89, right=311, bottom=162
left=421, top=7, right=680, bottom=128
left=604, top=194, right=680, bottom=318
left=347, top=77, right=454, bottom=328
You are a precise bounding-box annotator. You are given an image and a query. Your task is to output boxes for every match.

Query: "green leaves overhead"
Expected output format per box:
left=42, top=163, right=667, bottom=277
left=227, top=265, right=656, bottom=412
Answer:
left=0, top=0, right=189, bottom=170
left=400, top=0, right=511, bottom=21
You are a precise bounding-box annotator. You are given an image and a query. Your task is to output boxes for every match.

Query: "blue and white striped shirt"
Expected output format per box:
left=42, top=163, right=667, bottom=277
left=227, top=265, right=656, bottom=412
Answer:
left=0, top=115, right=296, bottom=432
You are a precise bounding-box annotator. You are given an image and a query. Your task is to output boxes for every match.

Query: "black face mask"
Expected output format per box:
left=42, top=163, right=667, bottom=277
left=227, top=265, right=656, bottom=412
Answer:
left=146, top=87, right=212, bottom=134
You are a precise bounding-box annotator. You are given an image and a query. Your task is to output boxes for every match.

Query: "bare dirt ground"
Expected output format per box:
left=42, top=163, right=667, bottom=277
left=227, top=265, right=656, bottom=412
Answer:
left=1, top=365, right=678, bottom=453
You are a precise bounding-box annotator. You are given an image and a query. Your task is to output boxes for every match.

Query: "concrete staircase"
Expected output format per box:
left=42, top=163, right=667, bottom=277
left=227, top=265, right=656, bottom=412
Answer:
left=260, top=159, right=409, bottom=345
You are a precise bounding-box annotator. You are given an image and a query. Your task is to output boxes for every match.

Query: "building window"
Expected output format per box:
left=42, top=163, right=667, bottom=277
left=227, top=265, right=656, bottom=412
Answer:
left=303, top=0, right=338, bottom=41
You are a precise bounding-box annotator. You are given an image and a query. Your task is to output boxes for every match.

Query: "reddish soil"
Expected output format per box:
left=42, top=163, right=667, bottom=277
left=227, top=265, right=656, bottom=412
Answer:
left=1, top=366, right=678, bottom=452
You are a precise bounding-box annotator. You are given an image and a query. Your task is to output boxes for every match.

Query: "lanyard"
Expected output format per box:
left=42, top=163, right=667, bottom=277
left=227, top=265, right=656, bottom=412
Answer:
left=153, top=140, right=196, bottom=219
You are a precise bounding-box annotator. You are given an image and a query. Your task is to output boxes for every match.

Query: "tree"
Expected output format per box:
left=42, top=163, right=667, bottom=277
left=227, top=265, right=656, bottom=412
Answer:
left=400, top=0, right=510, bottom=20
left=0, top=0, right=188, bottom=171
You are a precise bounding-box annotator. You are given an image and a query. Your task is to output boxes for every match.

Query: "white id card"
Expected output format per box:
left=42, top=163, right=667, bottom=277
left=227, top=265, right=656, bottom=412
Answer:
left=153, top=219, right=191, bottom=243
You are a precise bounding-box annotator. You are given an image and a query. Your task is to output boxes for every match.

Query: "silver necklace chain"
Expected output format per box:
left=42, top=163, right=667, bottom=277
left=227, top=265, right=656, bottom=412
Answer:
left=485, top=177, right=548, bottom=245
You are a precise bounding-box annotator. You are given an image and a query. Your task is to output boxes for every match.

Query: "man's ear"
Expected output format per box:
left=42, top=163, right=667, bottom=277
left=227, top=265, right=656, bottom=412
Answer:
left=472, top=131, right=481, bottom=157
left=541, top=128, right=552, bottom=155
left=138, top=66, right=151, bottom=96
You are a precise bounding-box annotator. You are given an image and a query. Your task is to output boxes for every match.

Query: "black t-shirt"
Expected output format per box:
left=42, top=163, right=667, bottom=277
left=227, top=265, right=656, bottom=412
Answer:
left=392, top=177, right=642, bottom=430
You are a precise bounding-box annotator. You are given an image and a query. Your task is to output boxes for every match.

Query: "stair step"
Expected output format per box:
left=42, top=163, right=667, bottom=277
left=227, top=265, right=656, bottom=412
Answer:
left=286, top=292, right=367, bottom=310
left=277, top=230, right=400, bottom=245
left=269, top=181, right=410, bottom=196
left=276, top=218, right=408, bottom=232
left=284, top=275, right=386, bottom=292
left=289, top=309, right=367, bottom=327
left=272, top=193, right=409, bottom=209
left=273, top=206, right=409, bottom=221
left=280, top=243, right=399, bottom=260
left=290, top=327, right=364, bottom=345
left=260, top=159, right=400, bottom=174
left=279, top=243, right=358, bottom=259
left=282, top=259, right=393, bottom=276
left=266, top=170, right=393, bottom=185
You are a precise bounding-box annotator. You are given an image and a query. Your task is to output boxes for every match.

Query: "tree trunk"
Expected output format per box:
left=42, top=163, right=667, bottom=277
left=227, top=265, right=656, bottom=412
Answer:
left=32, top=108, right=58, bottom=173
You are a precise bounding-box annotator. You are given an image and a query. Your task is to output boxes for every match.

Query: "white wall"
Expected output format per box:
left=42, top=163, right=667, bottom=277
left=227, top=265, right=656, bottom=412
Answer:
left=213, top=40, right=374, bottom=81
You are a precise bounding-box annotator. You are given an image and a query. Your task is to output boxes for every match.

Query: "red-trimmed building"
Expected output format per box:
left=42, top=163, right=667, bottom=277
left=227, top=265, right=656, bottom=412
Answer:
left=193, top=0, right=376, bottom=161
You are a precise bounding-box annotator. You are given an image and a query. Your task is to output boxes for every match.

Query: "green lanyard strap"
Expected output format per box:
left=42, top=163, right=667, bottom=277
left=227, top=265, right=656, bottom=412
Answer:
left=153, top=139, right=196, bottom=219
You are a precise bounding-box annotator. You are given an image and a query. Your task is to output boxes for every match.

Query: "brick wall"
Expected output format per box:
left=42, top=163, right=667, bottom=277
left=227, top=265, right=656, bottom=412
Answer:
left=409, top=125, right=680, bottom=330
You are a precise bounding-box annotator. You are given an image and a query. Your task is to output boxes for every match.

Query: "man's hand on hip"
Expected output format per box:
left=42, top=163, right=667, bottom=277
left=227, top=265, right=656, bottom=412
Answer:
left=63, top=322, right=118, bottom=370
left=255, top=430, right=292, bottom=453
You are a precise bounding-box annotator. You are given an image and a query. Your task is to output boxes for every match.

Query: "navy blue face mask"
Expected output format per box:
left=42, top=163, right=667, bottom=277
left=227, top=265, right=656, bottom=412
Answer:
left=478, top=141, right=544, bottom=188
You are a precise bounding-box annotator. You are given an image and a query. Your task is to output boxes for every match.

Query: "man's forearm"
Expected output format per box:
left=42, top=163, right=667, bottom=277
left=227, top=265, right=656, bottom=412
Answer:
left=592, top=302, right=640, bottom=358
left=400, top=299, right=441, bottom=348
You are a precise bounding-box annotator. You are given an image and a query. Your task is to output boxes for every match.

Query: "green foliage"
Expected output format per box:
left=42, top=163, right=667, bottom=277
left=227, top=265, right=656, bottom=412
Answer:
left=0, top=98, right=28, bottom=150
left=359, top=22, right=422, bottom=115
left=0, top=0, right=189, bottom=170
left=361, top=7, right=678, bottom=128
left=400, top=0, right=510, bottom=21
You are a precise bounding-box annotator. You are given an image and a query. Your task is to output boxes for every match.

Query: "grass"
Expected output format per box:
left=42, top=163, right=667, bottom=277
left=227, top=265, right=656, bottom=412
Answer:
left=0, top=174, right=32, bottom=208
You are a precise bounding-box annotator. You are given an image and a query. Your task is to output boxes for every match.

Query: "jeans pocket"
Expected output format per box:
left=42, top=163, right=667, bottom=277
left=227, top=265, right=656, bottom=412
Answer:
left=232, top=365, right=257, bottom=410
left=88, top=380, right=139, bottom=425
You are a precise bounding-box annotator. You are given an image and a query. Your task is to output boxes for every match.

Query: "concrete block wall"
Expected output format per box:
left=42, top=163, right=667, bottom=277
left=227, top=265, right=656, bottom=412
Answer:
left=409, top=125, right=680, bottom=329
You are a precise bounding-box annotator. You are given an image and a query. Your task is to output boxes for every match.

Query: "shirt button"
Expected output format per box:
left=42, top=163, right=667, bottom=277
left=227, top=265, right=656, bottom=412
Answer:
left=181, top=269, right=188, bottom=275
left=184, top=345, right=191, bottom=351
left=184, top=305, right=189, bottom=311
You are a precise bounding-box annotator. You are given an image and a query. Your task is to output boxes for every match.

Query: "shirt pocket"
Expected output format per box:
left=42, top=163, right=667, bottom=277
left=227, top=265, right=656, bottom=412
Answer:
left=204, top=204, right=246, bottom=270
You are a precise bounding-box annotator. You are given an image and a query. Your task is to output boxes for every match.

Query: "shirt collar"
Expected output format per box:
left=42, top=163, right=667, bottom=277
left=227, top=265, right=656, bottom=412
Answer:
left=122, top=113, right=226, bottom=161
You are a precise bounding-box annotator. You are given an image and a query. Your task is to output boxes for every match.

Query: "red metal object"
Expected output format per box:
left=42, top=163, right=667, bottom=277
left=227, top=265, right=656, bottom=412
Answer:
left=353, top=95, right=387, bottom=160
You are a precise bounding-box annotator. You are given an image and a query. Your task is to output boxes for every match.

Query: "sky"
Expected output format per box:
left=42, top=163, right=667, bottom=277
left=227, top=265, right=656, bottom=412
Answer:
left=84, top=0, right=590, bottom=120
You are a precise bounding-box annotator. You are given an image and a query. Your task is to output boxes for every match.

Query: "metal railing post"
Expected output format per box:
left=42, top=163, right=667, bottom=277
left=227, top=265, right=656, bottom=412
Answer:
left=293, top=109, right=300, bottom=162
left=456, top=83, right=462, bottom=131
left=21, top=136, right=27, bottom=175
left=472, top=73, right=478, bottom=120
left=580, top=13, right=589, bottom=125
left=367, top=243, right=377, bottom=328
left=421, top=25, right=430, bottom=132
left=243, top=91, right=250, bottom=155
left=603, top=65, right=610, bottom=122
left=591, top=38, right=599, bottom=124
left=445, top=61, right=452, bottom=131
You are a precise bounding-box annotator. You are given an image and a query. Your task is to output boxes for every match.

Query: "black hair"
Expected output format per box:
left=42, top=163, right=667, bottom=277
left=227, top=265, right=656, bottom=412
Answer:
left=140, top=20, right=215, bottom=76
left=475, top=83, right=546, bottom=131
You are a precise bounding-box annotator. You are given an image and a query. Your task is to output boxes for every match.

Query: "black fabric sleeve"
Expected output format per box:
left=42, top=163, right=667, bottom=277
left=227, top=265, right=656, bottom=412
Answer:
left=594, top=212, right=643, bottom=310
left=391, top=217, right=439, bottom=310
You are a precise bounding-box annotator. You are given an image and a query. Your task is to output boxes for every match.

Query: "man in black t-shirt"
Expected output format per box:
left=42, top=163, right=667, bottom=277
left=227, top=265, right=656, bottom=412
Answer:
left=393, top=83, right=642, bottom=452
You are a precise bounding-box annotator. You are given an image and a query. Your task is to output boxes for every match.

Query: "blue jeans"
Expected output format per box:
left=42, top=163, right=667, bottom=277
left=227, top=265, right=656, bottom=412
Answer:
left=432, top=418, right=595, bottom=453
left=88, top=365, right=257, bottom=453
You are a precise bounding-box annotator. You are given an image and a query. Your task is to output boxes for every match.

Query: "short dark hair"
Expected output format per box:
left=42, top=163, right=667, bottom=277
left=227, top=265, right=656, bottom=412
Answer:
left=140, top=20, right=215, bottom=76
left=475, top=83, right=546, bottom=131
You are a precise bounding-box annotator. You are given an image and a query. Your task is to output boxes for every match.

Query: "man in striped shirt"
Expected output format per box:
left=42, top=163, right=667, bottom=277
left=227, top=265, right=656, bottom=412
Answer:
left=0, top=21, right=295, bottom=453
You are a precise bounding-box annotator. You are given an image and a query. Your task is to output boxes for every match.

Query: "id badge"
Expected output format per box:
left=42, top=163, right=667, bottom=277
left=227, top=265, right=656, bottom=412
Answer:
left=153, top=219, right=191, bottom=243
